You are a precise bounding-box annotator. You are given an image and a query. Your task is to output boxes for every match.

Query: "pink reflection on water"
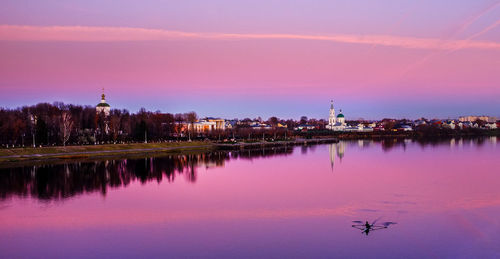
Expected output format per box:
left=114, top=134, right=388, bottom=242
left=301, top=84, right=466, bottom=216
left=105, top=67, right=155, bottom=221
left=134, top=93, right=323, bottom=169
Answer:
left=0, top=138, right=499, bottom=258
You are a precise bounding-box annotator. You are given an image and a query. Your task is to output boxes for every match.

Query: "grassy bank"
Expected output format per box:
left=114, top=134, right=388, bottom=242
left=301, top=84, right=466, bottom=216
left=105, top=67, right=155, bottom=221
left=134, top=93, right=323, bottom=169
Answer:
left=0, top=141, right=215, bottom=163
left=0, top=138, right=337, bottom=163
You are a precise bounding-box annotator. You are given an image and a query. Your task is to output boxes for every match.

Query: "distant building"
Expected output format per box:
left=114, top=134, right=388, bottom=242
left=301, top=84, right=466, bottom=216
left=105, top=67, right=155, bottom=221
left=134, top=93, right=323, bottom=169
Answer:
left=252, top=124, right=272, bottom=130
left=95, top=89, right=111, bottom=134
left=326, top=100, right=347, bottom=131
left=485, top=123, right=497, bottom=129
left=294, top=125, right=315, bottom=131
left=398, top=125, right=414, bottom=131
left=459, top=116, right=497, bottom=123
left=225, top=119, right=238, bottom=129
left=442, top=120, right=456, bottom=130
left=277, top=122, right=288, bottom=128
left=348, top=123, right=374, bottom=132
left=188, top=118, right=226, bottom=132
left=96, top=90, right=111, bottom=116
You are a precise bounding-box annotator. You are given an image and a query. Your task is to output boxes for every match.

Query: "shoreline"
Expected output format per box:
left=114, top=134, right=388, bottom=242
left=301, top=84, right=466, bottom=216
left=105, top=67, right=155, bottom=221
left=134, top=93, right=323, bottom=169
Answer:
left=0, top=138, right=338, bottom=164
left=1, top=133, right=498, bottom=164
left=0, top=142, right=215, bottom=164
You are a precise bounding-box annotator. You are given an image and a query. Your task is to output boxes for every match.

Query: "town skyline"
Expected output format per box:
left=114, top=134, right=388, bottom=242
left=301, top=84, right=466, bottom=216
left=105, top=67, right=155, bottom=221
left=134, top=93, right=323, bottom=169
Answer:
left=2, top=92, right=499, bottom=121
left=2, top=93, right=499, bottom=123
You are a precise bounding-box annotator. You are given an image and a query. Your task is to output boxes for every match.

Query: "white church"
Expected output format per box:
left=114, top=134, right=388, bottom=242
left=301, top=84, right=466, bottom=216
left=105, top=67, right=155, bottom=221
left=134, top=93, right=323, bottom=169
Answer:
left=96, top=89, right=111, bottom=116
left=326, top=100, right=347, bottom=131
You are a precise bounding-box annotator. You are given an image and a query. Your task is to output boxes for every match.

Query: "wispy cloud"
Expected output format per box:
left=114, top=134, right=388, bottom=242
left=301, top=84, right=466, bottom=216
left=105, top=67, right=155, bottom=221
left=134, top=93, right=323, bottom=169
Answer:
left=448, top=18, right=500, bottom=53
left=1, top=25, right=499, bottom=51
left=399, top=2, right=500, bottom=77
left=453, top=1, right=500, bottom=38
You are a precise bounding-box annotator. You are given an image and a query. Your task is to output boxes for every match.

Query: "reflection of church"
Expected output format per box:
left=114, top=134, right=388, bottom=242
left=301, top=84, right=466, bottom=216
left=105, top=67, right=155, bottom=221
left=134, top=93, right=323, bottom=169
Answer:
left=328, top=142, right=345, bottom=169
left=326, top=100, right=346, bottom=131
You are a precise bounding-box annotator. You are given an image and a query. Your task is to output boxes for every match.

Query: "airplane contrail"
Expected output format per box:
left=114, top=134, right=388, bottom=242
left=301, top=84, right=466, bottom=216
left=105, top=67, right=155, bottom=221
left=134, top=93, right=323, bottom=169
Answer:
left=448, top=18, right=500, bottom=54
left=453, top=1, right=500, bottom=38
left=400, top=1, right=500, bottom=76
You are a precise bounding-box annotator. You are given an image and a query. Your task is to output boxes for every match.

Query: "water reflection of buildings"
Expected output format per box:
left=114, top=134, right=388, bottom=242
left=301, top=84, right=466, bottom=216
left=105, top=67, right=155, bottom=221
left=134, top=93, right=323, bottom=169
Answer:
left=0, top=147, right=293, bottom=202
left=328, top=142, right=345, bottom=169
left=378, top=137, right=498, bottom=151
left=328, top=137, right=498, bottom=169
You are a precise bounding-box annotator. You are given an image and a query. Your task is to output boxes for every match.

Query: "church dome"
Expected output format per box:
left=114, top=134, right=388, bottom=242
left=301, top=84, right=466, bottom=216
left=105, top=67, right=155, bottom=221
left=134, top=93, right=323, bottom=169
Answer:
left=96, top=102, right=110, bottom=107
left=96, top=93, right=110, bottom=107
left=337, top=114, right=344, bottom=118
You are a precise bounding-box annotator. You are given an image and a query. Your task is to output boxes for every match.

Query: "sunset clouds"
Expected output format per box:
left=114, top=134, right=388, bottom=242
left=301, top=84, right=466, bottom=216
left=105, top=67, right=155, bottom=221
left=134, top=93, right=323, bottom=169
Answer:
left=0, top=0, right=499, bottom=118
left=1, top=24, right=500, bottom=51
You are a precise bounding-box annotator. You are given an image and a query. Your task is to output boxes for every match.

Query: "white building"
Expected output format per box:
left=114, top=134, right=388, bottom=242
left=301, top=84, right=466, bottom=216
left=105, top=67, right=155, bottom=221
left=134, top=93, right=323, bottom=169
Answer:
left=188, top=118, right=226, bottom=132
left=485, top=123, right=498, bottom=129
left=459, top=116, right=497, bottom=123
left=294, top=125, right=315, bottom=130
left=96, top=90, right=111, bottom=116
left=326, top=100, right=347, bottom=131
left=95, top=90, right=111, bottom=134
left=352, top=123, right=374, bottom=132
left=443, top=120, right=456, bottom=130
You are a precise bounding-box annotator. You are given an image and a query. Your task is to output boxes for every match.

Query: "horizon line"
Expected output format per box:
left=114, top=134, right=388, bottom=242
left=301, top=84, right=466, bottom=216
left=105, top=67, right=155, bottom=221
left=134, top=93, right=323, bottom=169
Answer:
left=1, top=100, right=498, bottom=122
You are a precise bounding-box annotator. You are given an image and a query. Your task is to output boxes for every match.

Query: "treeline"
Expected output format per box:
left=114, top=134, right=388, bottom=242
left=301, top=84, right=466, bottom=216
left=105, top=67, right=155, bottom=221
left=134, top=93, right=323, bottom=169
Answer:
left=0, top=102, right=301, bottom=147
left=0, top=102, right=195, bottom=147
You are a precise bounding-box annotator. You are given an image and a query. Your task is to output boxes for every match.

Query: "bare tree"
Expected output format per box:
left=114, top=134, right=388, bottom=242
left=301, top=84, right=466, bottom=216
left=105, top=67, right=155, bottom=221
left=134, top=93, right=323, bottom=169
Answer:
left=174, top=113, right=185, bottom=136
left=60, top=111, right=73, bottom=146
left=186, top=112, right=198, bottom=141
left=110, top=111, right=121, bottom=143
left=268, top=116, right=279, bottom=127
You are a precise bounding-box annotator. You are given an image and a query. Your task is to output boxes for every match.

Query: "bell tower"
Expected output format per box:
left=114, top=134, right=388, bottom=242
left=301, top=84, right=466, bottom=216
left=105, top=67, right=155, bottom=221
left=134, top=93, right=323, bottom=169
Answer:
left=96, top=88, right=111, bottom=116
left=328, top=100, right=336, bottom=126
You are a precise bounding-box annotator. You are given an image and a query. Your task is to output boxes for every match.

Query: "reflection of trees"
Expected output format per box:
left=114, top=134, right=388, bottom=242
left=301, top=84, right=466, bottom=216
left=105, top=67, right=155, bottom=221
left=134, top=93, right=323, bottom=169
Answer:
left=380, top=138, right=400, bottom=152
left=376, top=137, right=495, bottom=152
left=231, top=146, right=293, bottom=160
left=299, top=144, right=318, bottom=155
left=0, top=147, right=293, bottom=201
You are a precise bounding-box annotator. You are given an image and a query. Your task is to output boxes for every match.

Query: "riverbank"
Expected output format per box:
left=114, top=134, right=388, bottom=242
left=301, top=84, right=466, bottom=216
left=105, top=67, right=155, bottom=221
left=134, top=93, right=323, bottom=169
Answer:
left=0, top=142, right=215, bottom=163
left=0, top=138, right=337, bottom=163
left=1, top=132, right=497, bottom=163
left=0, top=138, right=342, bottom=164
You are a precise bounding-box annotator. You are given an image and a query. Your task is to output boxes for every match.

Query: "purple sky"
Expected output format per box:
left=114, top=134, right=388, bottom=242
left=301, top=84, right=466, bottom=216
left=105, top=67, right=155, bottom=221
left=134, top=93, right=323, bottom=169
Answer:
left=1, top=0, right=499, bottom=119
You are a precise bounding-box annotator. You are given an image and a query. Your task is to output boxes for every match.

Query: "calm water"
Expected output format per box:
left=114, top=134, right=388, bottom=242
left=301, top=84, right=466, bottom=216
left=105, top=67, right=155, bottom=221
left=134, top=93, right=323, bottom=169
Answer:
left=1, top=138, right=500, bottom=258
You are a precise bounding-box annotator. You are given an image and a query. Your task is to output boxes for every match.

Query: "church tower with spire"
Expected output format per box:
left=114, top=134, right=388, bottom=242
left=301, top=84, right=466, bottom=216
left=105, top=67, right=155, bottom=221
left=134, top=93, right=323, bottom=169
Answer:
left=326, top=100, right=346, bottom=131
left=96, top=88, right=111, bottom=116
left=327, top=100, right=336, bottom=128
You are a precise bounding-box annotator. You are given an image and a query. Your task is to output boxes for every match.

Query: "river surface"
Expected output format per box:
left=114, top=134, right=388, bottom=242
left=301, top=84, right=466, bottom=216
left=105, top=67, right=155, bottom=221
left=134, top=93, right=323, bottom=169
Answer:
left=1, top=138, right=500, bottom=258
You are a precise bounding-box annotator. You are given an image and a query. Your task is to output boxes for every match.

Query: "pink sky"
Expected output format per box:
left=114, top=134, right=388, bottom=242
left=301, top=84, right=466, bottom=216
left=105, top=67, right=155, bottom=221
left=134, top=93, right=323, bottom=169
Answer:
left=0, top=0, right=499, bottom=119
